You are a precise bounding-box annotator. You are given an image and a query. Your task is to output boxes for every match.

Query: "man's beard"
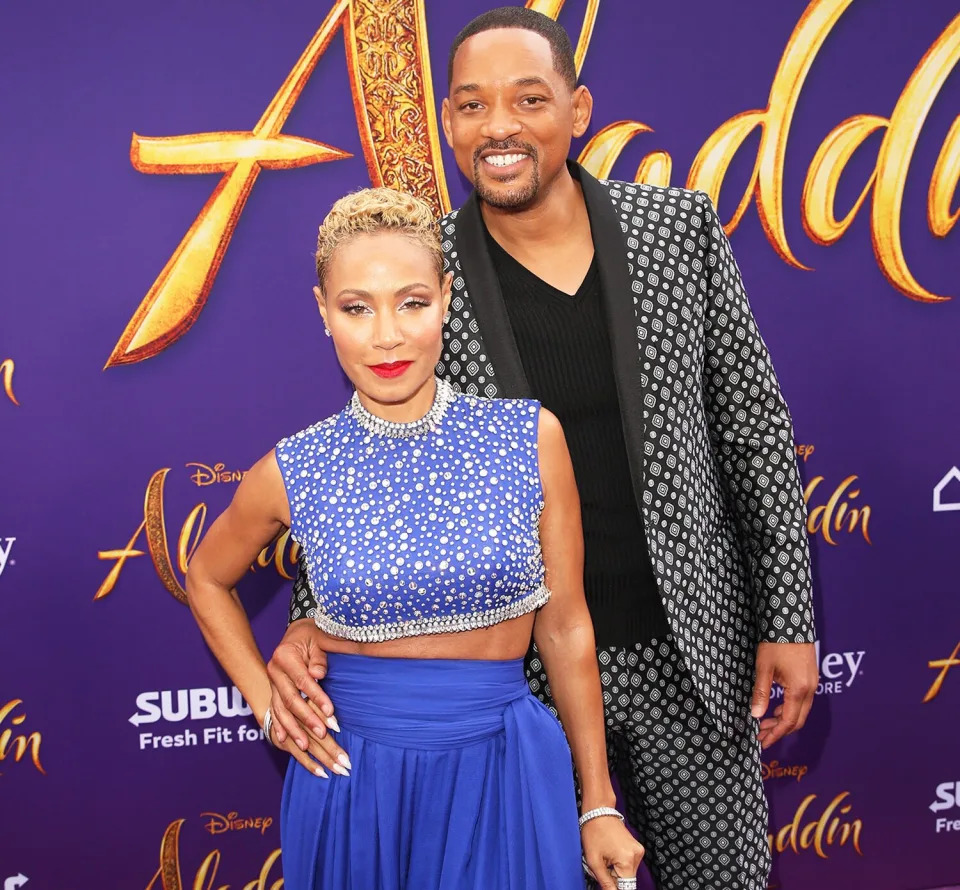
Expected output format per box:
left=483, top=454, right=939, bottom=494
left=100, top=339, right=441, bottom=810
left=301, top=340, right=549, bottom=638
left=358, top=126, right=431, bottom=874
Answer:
left=472, top=140, right=540, bottom=210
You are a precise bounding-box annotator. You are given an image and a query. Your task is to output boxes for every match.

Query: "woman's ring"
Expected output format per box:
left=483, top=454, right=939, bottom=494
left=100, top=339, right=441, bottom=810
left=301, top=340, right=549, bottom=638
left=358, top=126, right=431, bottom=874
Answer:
left=615, top=878, right=638, bottom=890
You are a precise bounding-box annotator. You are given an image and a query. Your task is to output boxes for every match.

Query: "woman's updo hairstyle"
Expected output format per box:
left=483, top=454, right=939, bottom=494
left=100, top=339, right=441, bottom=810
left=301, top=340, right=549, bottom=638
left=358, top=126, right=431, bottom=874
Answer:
left=315, top=188, right=443, bottom=293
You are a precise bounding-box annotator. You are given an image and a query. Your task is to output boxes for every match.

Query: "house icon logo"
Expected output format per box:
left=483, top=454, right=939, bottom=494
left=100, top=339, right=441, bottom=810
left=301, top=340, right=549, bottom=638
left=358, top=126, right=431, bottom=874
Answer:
left=933, top=467, right=960, bottom=512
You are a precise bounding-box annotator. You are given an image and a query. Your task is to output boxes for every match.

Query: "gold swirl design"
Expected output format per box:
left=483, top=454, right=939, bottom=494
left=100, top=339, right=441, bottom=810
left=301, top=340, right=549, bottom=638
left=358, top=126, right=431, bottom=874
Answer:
left=348, top=0, right=449, bottom=215
left=148, top=818, right=184, bottom=890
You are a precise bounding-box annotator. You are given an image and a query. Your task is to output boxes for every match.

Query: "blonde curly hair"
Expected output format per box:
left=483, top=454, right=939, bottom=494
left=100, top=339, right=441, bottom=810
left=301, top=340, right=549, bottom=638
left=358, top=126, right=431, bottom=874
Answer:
left=315, top=188, right=442, bottom=292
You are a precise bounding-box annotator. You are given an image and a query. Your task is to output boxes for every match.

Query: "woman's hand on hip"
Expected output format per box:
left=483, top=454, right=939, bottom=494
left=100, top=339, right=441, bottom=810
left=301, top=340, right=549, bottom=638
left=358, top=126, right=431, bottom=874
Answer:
left=264, top=699, right=351, bottom=779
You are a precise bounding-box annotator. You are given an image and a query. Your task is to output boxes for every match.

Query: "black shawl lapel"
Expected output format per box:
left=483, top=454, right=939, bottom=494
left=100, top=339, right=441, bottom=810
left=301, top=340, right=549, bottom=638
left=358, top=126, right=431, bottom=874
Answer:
left=453, top=191, right=532, bottom=398
left=575, top=163, right=650, bottom=491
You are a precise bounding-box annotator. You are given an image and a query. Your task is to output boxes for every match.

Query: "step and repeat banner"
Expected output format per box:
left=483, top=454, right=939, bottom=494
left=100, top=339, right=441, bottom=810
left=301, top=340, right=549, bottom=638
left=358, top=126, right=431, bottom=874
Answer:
left=2, top=1, right=959, bottom=887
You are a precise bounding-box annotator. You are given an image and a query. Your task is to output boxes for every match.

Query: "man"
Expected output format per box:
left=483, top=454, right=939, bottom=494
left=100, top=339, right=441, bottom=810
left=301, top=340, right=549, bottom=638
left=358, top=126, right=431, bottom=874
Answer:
left=269, top=8, right=817, bottom=888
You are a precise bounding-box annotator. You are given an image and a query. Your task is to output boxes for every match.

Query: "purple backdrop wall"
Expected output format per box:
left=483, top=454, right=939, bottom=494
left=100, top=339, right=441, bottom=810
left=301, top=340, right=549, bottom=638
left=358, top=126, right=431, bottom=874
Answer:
left=2, top=1, right=959, bottom=888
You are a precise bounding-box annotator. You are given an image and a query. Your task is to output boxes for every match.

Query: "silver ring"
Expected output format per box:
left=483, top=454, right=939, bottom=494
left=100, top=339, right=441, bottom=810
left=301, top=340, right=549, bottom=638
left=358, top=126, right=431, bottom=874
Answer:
left=616, top=878, right=637, bottom=890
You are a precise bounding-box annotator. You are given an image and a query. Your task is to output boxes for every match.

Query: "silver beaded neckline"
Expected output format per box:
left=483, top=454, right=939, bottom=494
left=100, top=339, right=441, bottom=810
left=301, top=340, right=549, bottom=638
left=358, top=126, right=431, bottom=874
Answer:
left=348, top=377, right=455, bottom=439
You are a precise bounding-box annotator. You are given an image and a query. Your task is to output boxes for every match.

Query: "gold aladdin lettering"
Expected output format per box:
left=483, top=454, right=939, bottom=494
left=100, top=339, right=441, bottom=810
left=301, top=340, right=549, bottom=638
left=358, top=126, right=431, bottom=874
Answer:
left=0, top=699, right=45, bottom=776
left=924, top=640, right=960, bottom=702
left=145, top=819, right=282, bottom=890
left=580, top=0, right=960, bottom=303
left=116, top=0, right=959, bottom=368
left=804, top=474, right=872, bottom=544
left=768, top=792, right=863, bottom=858
left=1, top=359, right=18, bottom=406
left=94, top=468, right=298, bottom=604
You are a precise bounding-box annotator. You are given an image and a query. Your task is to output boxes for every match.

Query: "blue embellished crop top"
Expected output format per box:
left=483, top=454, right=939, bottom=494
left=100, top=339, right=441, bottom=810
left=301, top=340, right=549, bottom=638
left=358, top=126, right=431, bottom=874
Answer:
left=275, top=379, right=549, bottom=643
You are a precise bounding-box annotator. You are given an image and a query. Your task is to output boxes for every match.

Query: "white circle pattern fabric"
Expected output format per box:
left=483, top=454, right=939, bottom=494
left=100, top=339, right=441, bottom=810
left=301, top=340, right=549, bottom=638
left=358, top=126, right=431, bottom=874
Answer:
left=279, top=384, right=548, bottom=642
left=527, top=639, right=771, bottom=890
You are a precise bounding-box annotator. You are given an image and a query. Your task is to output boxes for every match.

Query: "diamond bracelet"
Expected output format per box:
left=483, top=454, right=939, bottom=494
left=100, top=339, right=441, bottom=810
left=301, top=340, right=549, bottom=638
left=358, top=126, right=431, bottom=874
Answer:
left=261, top=707, right=276, bottom=748
left=578, top=806, right=625, bottom=829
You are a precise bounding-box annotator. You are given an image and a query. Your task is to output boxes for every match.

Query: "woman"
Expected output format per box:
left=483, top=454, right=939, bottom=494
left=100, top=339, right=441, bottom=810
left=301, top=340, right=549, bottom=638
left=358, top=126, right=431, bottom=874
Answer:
left=184, top=188, right=643, bottom=890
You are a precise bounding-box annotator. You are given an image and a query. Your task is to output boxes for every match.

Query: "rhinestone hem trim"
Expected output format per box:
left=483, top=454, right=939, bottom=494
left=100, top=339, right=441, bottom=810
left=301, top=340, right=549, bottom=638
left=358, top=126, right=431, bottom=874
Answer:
left=309, top=583, right=551, bottom=643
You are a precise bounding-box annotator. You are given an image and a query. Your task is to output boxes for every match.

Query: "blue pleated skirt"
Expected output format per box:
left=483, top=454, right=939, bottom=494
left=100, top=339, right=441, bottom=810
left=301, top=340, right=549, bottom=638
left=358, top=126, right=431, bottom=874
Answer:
left=280, top=653, right=585, bottom=890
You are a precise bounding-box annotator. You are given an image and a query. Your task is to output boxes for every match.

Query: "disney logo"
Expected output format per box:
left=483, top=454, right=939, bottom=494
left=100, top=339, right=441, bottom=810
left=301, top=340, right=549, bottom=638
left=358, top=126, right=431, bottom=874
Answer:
left=761, top=760, right=808, bottom=782
left=186, top=462, right=248, bottom=487
left=200, top=810, right=273, bottom=836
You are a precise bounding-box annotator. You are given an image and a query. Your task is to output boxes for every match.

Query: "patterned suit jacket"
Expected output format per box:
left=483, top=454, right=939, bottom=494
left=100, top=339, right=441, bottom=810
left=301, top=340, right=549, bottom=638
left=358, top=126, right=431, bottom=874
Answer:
left=289, top=163, right=815, bottom=731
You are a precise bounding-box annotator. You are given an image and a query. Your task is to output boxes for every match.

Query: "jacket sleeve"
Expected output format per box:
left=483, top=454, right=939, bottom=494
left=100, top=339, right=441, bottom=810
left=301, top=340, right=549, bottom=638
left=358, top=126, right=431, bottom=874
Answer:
left=697, top=191, right=815, bottom=643
left=288, top=553, right=317, bottom=626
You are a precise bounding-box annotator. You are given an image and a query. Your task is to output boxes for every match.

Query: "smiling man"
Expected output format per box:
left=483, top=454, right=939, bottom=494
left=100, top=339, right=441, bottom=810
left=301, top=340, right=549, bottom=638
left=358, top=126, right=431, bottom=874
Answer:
left=270, top=8, right=818, bottom=889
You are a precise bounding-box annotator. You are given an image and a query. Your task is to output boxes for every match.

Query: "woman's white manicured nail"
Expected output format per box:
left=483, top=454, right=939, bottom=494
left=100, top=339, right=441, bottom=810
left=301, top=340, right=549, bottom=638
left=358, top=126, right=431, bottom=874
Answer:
left=326, top=715, right=341, bottom=733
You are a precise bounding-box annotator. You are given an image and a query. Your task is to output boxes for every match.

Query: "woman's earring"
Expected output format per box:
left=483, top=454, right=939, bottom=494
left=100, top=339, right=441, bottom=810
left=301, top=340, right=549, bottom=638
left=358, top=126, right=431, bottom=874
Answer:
left=324, top=327, right=332, bottom=338
left=443, top=312, right=451, bottom=324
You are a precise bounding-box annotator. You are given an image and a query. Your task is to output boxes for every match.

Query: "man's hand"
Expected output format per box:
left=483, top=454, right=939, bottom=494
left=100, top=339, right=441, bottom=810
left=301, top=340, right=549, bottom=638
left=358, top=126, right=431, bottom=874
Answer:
left=266, top=618, right=350, bottom=775
left=750, top=641, right=818, bottom=748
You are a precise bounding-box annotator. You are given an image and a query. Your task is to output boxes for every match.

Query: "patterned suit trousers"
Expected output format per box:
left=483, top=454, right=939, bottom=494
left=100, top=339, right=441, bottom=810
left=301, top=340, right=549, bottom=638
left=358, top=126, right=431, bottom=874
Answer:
left=527, top=636, right=771, bottom=890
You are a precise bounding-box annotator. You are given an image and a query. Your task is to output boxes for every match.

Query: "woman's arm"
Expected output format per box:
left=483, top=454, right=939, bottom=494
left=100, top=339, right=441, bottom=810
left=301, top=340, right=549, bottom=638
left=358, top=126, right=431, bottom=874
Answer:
left=532, top=408, right=613, bottom=810
left=184, top=450, right=348, bottom=777
left=533, top=408, right=644, bottom=888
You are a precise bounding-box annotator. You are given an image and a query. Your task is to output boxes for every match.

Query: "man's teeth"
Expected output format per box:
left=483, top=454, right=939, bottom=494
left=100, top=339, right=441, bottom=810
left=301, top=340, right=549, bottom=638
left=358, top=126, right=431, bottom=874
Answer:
left=484, top=153, right=526, bottom=167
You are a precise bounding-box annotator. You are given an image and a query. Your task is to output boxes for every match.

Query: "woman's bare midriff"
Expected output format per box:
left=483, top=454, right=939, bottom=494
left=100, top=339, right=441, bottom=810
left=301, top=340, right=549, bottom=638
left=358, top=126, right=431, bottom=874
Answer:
left=309, top=612, right=538, bottom=661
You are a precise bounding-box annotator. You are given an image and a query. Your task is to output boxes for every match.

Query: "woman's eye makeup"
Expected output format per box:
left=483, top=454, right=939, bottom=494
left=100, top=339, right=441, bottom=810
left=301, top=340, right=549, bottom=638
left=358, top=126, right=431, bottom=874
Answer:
left=338, top=296, right=432, bottom=315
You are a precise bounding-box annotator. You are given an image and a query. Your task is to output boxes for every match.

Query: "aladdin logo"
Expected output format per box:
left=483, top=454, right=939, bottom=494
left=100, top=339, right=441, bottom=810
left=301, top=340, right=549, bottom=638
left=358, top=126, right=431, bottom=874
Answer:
left=0, top=537, right=14, bottom=577
left=201, top=811, right=274, bottom=837
left=930, top=781, right=960, bottom=833
left=768, top=792, right=863, bottom=858
left=924, top=641, right=960, bottom=702
left=95, top=468, right=297, bottom=604
left=772, top=641, right=863, bottom=699
left=762, top=760, right=809, bottom=782
left=0, top=699, right=45, bottom=776
left=111, top=0, right=960, bottom=370
left=187, top=462, right=248, bottom=487
left=804, top=475, right=872, bottom=545
left=145, top=819, right=281, bottom=890
left=0, top=359, right=17, bottom=406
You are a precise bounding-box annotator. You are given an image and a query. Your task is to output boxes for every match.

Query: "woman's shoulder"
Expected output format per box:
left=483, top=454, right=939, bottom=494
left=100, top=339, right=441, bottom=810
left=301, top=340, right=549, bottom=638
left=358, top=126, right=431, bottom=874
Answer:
left=276, top=409, right=345, bottom=453
left=450, top=388, right=541, bottom=425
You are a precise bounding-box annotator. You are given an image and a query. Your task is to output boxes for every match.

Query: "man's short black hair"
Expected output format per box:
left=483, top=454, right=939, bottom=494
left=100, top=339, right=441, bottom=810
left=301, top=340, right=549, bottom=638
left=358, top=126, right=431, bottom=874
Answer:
left=447, top=7, right=577, bottom=90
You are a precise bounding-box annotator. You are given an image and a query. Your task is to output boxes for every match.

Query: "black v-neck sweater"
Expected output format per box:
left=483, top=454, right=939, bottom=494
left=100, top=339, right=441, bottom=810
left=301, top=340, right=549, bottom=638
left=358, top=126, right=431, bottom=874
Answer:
left=485, top=231, right=669, bottom=646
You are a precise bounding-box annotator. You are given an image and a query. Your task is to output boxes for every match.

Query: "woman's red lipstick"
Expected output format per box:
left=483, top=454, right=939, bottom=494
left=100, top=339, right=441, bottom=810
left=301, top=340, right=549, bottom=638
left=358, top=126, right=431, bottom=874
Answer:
left=369, top=361, right=413, bottom=379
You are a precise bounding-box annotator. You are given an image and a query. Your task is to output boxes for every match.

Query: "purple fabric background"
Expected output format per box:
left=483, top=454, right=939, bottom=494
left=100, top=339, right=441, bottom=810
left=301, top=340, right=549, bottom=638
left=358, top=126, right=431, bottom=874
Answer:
left=1, top=1, right=958, bottom=887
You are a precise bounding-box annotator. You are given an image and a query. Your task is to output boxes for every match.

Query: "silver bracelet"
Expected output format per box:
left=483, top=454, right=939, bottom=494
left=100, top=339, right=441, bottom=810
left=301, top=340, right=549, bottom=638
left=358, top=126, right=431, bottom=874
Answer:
left=578, top=806, right=625, bottom=829
left=261, top=707, right=275, bottom=747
